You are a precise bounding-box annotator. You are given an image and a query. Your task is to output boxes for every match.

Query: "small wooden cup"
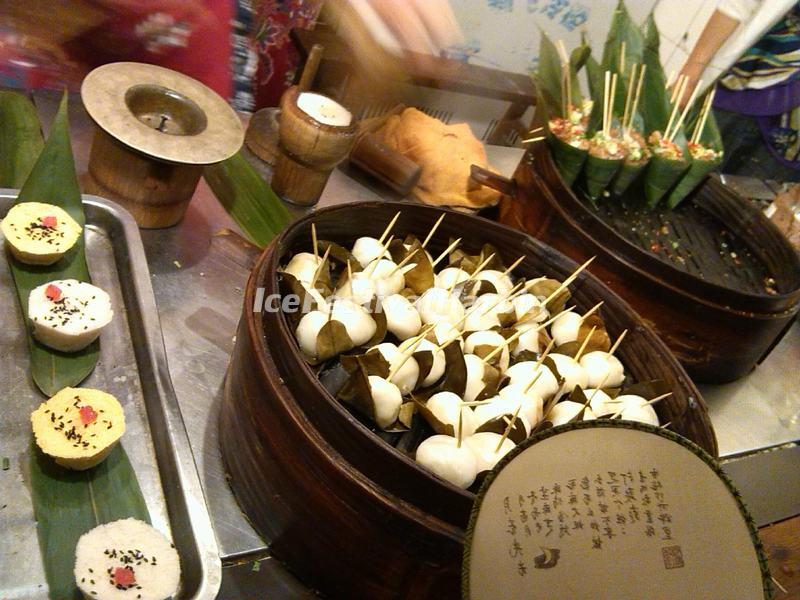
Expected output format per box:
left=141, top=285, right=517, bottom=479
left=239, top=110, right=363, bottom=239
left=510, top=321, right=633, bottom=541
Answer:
left=271, top=86, right=357, bottom=206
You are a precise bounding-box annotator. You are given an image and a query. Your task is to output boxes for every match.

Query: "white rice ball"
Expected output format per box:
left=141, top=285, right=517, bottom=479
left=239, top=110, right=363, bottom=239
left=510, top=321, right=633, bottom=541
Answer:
left=426, top=391, right=477, bottom=438
left=547, top=401, right=597, bottom=426
left=352, top=237, right=390, bottom=267
left=382, top=294, right=422, bottom=340
left=464, top=330, right=509, bottom=373
left=416, top=287, right=465, bottom=326
left=464, top=432, right=516, bottom=472
left=415, top=434, right=478, bottom=489
left=550, top=311, right=583, bottom=346
left=368, top=375, right=403, bottom=429
left=549, top=353, right=589, bottom=397
left=74, top=518, right=180, bottom=600
left=579, top=351, right=625, bottom=388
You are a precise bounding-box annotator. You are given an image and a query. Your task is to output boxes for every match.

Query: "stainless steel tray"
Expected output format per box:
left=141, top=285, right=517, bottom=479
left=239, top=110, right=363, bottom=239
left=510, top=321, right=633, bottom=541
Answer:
left=0, top=191, right=221, bottom=599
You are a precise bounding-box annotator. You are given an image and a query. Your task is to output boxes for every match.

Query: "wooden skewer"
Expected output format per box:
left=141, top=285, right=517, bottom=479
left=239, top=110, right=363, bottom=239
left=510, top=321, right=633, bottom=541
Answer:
left=665, top=69, right=676, bottom=90
left=566, top=67, right=572, bottom=114
left=534, top=337, right=557, bottom=368
left=619, top=41, right=626, bottom=74
left=660, top=421, right=672, bottom=430
left=665, top=75, right=687, bottom=137
left=580, top=301, right=603, bottom=322
left=669, top=74, right=685, bottom=105
left=622, top=63, right=637, bottom=136
left=388, top=247, right=420, bottom=276
left=589, top=374, right=611, bottom=399
left=691, top=92, right=709, bottom=145
left=311, top=223, right=319, bottom=262
left=523, top=370, right=544, bottom=394
left=574, top=326, right=597, bottom=362
left=692, top=88, right=716, bottom=145
left=667, top=79, right=702, bottom=143
left=608, top=329, right=628, bottom=356
left=480, top=328, right=527, bottom=364
left=421, top=214, right=445, bottom=249
left=518, top=306, right=575, bottom=339
left=466, top=252, right=498, bottom=281
left=346, top=259, right=354, bottom=296
left=388, top=329, right=431, bottom=381
left=496, top=405, right=522, bottom=452
left=603, top=71, right=611, bottom=136
left=609, top=72, right=618, bottom=132
left=528, top=126, right=544, bottom=135
left=482, top=279, right=526, bottom=314
left=431, top=238, right=462, bottom=268
left=771, top=576, right=788, bottom=595
left=310, top=246, right=331, bottom=288
left=461, top=399, right=494, bottom=407
left=446, top=251, right=497, bottom=293
left=502, top=256, right=525, bottom=277
left=556, top=40, right=571, bottom=111
left=540, top=257, right=596, bottom=309
left=522, top=136, right=546, bottom=144
left=457, top=408, right=464, bottom=448
left=365, top=235, right=394, bottom=278
left=610, top=392, right=672, bottom=419
left=628, top=64, right=646, bottom=133
left=378, top=211, right=401, bottom=244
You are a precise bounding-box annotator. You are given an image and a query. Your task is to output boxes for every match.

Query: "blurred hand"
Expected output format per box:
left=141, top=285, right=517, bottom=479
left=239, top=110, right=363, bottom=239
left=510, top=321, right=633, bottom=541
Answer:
left=366, top=0, right=462, bottom=57
left=331, top=0, right=462, bottom=85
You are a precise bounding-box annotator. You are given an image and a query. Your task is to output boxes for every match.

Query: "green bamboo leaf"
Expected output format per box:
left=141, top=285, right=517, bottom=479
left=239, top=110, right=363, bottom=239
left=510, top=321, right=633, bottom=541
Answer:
left=601, top=0, right=645, bottom=116
left=536, top=29, right=566, bottom=117
left=640, top=12, right=692, bottom=208
left=6, top=92, right=99, bottom=396
left=30, top=442, right=150, bottom=600
left=581, top=154, right=624, bottom=200
left=666, top=107, right=723, bottom=208
left=585, top=54, right=604, bottom=135
left=640, top=12, right=671, bottom=135
left=203, top=151, right=293, bottom=248
left=0, top=91, right=44, bottom=187
left=611, top=160, right=648, bottom=196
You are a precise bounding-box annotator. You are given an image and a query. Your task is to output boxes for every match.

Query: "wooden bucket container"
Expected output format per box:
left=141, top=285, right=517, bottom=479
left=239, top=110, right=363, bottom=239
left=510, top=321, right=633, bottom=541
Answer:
left=493, top=143, right=800, bottom=383
left=271, top=86, right=357, bottom=206
left=220, top=201, right=716, bottom=598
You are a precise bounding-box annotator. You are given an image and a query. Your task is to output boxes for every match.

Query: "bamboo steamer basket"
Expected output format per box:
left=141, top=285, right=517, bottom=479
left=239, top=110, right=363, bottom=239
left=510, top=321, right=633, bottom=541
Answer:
left=494, top=142, right=800, bottom=383
left=220, top=201, right=716, bottom=598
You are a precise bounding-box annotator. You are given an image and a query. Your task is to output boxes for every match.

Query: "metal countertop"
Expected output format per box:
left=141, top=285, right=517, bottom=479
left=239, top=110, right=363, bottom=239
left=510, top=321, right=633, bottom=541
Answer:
left=29, top=92, right=800, bottom=562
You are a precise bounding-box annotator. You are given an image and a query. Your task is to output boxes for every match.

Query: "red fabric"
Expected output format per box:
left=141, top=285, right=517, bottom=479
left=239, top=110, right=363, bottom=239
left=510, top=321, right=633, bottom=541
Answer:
left=63, top=0, right=232, bottom=98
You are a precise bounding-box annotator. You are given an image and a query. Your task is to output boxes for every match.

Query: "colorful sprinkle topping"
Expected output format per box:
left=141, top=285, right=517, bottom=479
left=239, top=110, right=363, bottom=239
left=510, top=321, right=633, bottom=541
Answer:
left=79, top=405, right=98, bottom=426
left=45, top=284, right=62, bottom=302
left=40, top=215, right=58, bottom=229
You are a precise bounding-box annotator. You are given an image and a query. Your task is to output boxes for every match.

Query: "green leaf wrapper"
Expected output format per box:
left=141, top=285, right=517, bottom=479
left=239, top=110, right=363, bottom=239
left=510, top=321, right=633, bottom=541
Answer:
left=546, top=130, right=588, bottom=187
left=0, top=91, right=44, bottom=187
left=644, top=153, right=691, bottom=208
left=666, top=109, right=724, bottom=208
left=6, top=93, right=99, bottom=396
left=30, top=442, right=150, bottom=600
left=610, top=157, right=649, bottom=196
left=203, top=151, right=292, bottom=248
left=581, top=153, right=624, bottom=200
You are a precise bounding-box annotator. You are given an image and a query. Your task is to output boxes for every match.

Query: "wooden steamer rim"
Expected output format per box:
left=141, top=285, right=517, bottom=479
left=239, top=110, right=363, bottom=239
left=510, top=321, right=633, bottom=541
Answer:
left=463, top=420, right=771, bottom=599
left=81, top=62, right=243, bottom=165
